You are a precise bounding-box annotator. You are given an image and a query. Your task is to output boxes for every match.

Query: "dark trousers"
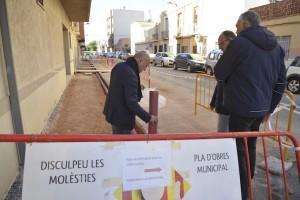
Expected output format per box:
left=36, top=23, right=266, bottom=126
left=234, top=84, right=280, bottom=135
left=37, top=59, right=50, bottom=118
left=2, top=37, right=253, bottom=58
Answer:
left=112, top=125, right=136, bottom=134
left=229, top=115, right=263, bottom=200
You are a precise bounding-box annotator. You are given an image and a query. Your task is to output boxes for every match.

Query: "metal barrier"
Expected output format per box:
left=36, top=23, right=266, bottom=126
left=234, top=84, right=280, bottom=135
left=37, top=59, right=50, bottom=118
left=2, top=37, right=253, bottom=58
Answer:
left=194, top=73, right=297, bottom=161
left=265, top=91, right=296, bottom=160
left=194, top=73, right=216, bottom=114
left=0, top=131, right=299, bottom=199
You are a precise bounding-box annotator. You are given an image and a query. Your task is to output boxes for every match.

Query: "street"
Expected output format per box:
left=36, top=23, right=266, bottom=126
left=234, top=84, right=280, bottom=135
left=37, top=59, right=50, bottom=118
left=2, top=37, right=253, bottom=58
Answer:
left=147, top=65, right=300, bottom=140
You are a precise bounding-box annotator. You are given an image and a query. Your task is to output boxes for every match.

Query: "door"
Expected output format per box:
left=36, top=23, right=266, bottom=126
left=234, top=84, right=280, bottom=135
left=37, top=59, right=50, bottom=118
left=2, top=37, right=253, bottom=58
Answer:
left=276, top=36, right=291, bottom=60
left=62, top=25, right=71, bottom=75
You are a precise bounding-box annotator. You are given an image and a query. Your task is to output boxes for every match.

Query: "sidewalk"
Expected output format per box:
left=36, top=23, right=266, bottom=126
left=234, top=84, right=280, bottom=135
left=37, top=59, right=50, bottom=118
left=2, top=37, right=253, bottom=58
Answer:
left=43, top=71, right=111, bottom=134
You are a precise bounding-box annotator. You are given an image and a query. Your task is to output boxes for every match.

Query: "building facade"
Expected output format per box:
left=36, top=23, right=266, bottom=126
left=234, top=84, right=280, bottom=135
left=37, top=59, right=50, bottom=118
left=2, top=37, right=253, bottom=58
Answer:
left=167, top=0, right=267, bottom=57
left=0, top=0, right=90, bottom=198
left=107, top=9, right=144, bottom=51
left=251, top=0, right=300, bottom=60
left=150, top=11, right=169, bottom=53
left=131, top=12, right=170, bottom=54
left=130, top=21, right=156, bottom=54
left=130, top=0, right=271, bottom=57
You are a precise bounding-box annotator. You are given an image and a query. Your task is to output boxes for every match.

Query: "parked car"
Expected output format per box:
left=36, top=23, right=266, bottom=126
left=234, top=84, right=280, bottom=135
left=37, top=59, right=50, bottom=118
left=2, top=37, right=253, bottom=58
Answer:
left=115, top=51, right=122, bottom=59
left=149, top=53, right=156, bottom=64
left=119, top=52, right=130, bottom=60
left=154, top=52, right=175, bottom=67
left=286, top=56, right=300, bottom=94
left=174, top=53, right=205, bottom=72
left=205, top=49, right=223, bottom=75
left=106, top=52, right=116, bottom=58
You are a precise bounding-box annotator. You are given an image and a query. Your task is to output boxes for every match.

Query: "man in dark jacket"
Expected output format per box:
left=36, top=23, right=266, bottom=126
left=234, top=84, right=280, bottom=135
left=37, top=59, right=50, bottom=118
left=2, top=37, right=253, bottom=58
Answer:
left=214, top=11, right=286, bottom=200
left=210, top=30, right=236, bottom=132
left=103, top=52, right=158, bottom=134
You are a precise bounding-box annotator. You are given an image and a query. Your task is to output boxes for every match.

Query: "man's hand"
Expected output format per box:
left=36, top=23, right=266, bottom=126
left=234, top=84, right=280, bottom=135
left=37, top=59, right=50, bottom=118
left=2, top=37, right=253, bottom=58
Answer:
left=149, top=115, right=158, bottom=123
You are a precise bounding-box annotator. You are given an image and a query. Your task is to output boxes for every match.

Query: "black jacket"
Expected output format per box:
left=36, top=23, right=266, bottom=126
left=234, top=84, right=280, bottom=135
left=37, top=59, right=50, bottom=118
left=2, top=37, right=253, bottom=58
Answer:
left=210, top=81, right=229, bottom=115
left=214, top=26, right=286, bottom=118
left=103, top=57, right=151, bottom=130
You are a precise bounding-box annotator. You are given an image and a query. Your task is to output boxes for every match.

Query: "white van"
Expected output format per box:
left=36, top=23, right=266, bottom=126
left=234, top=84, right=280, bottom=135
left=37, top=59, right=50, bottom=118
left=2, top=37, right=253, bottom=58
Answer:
left=205, top=50, right=223, bottom=75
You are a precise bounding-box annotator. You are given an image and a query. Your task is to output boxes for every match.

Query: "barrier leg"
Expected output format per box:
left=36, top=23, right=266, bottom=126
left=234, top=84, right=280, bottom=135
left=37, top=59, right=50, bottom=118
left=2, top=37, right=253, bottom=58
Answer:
left=148, top=90, right=158, bottom=134
left=278, top=136, right=290, bottom=200
left=262, top=137, right=272, bottom=200
left=243, top=138, right=254, bottom=200
left=194, top=75, right=198, bottom=115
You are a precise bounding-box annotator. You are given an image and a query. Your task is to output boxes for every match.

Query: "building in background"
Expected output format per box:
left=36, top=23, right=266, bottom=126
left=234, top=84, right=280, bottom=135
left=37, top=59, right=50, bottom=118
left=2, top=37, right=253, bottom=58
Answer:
left=166, top=0, right=271, bottom=57
left=106, top=9, right=144, bottom=52
left=130, top=21, right=156, bottom=54
left=152, top=11, right=169, bottom=53
left=0, top=0, right=91, bottom=198
left=129, top=0, right=272, bottom=57
left=251, top=0, right=300, bottom=61
left=130, top=11, right=170, bottom=55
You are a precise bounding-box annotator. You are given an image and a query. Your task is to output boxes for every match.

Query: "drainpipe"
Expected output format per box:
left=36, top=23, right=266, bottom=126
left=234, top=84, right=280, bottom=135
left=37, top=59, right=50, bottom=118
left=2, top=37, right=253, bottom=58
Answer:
left=0, top=0, right=25, bottom=165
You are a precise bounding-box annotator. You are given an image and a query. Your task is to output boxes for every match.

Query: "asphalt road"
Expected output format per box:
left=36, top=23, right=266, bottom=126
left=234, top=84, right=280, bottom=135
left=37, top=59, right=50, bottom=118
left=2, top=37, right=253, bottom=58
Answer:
left=149, top=65, right=300, bottom=140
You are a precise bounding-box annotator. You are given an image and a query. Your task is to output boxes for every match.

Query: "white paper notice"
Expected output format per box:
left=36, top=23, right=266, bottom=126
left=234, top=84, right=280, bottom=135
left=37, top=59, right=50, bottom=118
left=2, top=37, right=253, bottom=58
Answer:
left=121, top=141, right=171, bottom=191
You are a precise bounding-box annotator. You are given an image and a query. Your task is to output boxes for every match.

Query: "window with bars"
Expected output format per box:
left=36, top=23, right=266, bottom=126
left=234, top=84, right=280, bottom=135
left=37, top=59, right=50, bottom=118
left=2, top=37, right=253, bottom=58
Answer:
left=276, top=36, right=291, bottom=60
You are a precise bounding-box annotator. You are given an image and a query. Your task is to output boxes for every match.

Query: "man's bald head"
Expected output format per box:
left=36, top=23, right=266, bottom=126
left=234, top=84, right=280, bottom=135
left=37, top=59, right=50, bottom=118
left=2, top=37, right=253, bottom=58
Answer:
left=134, top=51, right=150, bottom=73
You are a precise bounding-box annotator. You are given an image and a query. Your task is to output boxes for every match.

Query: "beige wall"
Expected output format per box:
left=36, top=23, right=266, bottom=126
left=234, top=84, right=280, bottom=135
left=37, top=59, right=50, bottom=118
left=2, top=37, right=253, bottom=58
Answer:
left=263, top=16, right=300, bottom=59
left=6, top=0, right=79, bottom=133
left=0, top=0, right=80, bottom=198
left=0, top=25, right=19, bottom=200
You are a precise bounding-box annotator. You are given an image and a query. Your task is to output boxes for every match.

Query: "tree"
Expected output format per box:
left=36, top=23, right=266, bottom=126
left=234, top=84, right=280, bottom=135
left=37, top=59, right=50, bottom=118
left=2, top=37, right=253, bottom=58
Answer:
left=87, top=41, right=97, bottom=51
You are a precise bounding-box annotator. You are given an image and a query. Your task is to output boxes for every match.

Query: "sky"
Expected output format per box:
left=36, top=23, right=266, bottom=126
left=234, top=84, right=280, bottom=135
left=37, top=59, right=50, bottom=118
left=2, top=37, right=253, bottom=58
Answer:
left=85, top=0, right=169, bottom=44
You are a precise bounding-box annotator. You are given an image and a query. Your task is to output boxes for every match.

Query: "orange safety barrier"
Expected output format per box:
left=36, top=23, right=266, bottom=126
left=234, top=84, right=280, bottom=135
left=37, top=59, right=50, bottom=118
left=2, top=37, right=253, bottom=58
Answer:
left=0, top=131, right=299, bottom=199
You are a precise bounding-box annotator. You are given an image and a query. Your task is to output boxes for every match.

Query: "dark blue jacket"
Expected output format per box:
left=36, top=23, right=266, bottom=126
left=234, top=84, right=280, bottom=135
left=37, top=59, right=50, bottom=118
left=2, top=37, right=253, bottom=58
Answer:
left=103, top=57, right=151, bottom=130
left=214, top=26, right=286, bottom=118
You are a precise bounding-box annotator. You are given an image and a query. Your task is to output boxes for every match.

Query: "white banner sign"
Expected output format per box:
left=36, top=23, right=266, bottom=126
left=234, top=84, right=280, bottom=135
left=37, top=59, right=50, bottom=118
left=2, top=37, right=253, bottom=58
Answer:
left=22, top=139, right=241, bottom=200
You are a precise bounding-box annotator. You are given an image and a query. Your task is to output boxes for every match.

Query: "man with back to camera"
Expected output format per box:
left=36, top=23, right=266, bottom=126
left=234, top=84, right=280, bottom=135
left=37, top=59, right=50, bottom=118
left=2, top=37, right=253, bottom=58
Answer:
left=214, top=11, right=286, bottom=199
left=103, top=51, right=158, bottom=134
left=210, top=30, right=236, bottom=132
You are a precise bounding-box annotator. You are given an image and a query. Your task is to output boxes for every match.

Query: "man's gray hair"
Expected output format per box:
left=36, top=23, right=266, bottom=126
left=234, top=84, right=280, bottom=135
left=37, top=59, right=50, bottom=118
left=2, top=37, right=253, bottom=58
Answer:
left=134, top=51, right=150, bottom=62
left=222, top=30, right=236, bottom=41
left=239, top=10, right=261, bottom=26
